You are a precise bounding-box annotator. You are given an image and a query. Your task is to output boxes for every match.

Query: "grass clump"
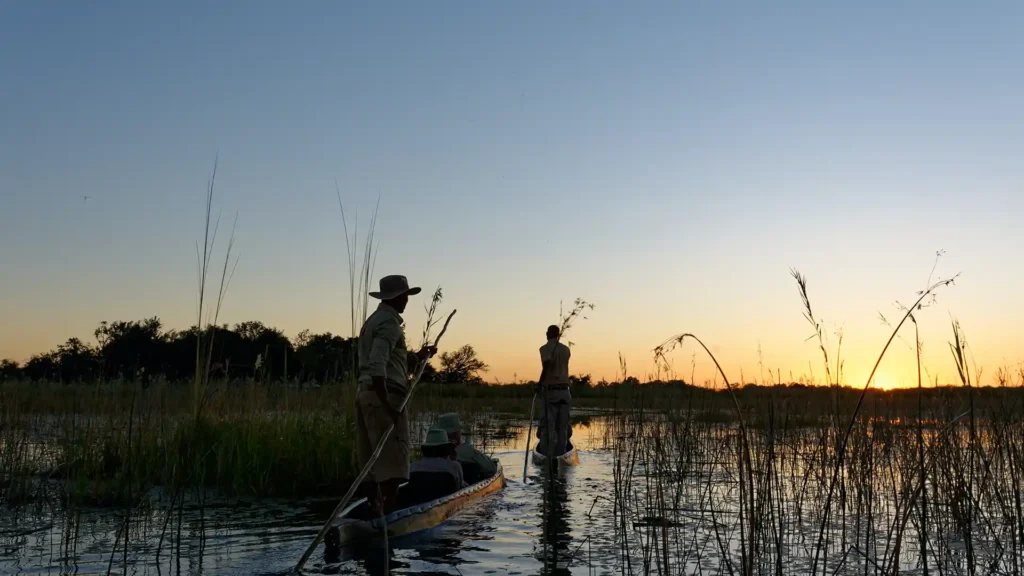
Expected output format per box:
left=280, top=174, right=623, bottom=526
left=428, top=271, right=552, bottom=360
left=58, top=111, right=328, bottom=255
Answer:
left=1, top=382, right=361, bottom=505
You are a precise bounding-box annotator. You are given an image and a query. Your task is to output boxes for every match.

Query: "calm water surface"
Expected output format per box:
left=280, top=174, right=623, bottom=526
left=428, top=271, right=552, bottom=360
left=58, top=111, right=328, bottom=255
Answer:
left=1, top=417, right=618, bottom=576
left=2, top=413, right=1003, bottom=575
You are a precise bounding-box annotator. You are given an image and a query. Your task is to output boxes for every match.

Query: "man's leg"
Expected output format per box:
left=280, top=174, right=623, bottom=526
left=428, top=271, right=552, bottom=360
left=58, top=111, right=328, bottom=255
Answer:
left=536, top=401, right=547, bottom=453
left=376, top=392, right=411, bottom=513
left=543, top=398, right=559, bottom=456
left=355, top=393, right=382, bottom=514
left=537, top=397, right=546, bottom=454
left=380, top=478, right=403, bottom=514
left=555, top=399, right=570, bottom=455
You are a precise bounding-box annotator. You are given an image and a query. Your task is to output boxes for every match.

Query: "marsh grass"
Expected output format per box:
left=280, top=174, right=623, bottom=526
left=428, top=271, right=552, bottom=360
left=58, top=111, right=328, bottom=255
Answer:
left=0, top=380, right=498, bottom=505
left=336, top=186, right=378, bottom=345
left=607, top=265, right=1024, bottom=576
left=606, top=383, right=1024, bottom=575
left=6, top=224, right=1024, bottom=576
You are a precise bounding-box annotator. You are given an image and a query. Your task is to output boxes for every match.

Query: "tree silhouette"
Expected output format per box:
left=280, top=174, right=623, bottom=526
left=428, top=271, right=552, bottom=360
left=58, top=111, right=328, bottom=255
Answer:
left=2, top=317, right=434, bottom=385
left=438, top=345, right=489, bottom=384
left=569, top=373, right=592, bottom=390
left=22, top=353, right=58, bottom=381
left=233, top=321, right=293, bottom=380
left=55, top=338, right=101, bottom=382
left=95, top=317, right=166, bottom=380
left=0, top=359, right=20, bottom=382
left=292, top=330, right=355, bottom=383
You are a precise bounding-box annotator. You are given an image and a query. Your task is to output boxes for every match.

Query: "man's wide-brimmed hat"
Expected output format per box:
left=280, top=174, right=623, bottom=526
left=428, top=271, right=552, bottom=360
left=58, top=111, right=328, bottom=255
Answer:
left=369, top=275, right=422, bottom=300
left=422, top=428, right=454, bottom=448
left=436, top=413, right=463, bottom=435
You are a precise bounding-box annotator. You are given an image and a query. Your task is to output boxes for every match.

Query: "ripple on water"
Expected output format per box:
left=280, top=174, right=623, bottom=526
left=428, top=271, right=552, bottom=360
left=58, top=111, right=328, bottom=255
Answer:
left=2, top=419, right=620, bottom=575
left=314, top=446, right=620, bottom=575
left=8, top=414, right=983, bottom=575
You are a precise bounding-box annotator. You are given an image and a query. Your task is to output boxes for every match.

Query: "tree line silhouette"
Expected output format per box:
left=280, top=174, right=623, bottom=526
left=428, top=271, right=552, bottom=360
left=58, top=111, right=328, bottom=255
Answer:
left=0, top=317, right=460, bottom=385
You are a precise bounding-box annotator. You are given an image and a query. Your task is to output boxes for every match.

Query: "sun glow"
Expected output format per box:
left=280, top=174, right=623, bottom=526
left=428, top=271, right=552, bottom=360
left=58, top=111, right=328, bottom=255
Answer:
left=872, top=375, right=900, bottom=390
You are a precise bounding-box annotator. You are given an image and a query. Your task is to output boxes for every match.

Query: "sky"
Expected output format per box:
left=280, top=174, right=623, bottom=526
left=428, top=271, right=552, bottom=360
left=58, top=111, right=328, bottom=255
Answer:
left=1, top=1, right=1022, bottom=388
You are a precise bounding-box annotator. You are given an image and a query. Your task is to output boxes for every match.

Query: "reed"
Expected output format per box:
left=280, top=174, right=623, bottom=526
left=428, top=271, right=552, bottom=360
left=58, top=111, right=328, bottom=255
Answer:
left=602, top=265, right=1024, bottom=576
left=7, top=245, right=1024, bottom=576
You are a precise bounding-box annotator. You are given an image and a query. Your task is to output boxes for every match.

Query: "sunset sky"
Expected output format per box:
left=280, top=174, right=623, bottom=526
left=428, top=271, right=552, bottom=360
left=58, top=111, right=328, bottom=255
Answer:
left=2, top=2, right=1022, bottom=387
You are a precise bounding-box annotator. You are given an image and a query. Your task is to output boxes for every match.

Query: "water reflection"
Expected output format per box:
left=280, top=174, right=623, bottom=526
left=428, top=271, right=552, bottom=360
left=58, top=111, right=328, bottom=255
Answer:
left=353, top=547, right=402, bottom=576
left=538, top=475, right=573, bottom=576
left=5, top=410, right=1019, bottom=575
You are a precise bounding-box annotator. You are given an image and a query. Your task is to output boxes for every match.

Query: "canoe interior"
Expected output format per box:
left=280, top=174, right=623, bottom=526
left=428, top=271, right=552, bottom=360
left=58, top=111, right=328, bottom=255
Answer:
left=327, top=462, right=505, bottom=552
left=532, top=441, right=580, bottom=467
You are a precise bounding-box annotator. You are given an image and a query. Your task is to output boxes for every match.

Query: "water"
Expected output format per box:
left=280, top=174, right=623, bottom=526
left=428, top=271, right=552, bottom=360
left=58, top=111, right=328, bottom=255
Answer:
left=1, top=416, right=621, bottom=575
left=2, top=413, right=1016, bottom=575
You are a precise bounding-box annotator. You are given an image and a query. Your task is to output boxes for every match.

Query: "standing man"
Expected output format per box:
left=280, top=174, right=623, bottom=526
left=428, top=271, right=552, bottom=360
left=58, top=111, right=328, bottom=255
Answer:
left=355, top=275, right=436, bottom=514
left=536, top=325, right=571, bottom=457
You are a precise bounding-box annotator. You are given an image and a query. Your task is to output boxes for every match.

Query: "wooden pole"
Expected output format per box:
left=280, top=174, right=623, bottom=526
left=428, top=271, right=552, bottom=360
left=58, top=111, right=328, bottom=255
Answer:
left=522, top=393, right=537, bottom=480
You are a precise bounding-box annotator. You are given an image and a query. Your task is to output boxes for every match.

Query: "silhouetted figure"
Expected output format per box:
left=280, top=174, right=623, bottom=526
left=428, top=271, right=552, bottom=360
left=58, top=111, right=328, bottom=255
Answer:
left=355, top=275, right=436, bottom=515
left=536, top=325, right=571, bottom=458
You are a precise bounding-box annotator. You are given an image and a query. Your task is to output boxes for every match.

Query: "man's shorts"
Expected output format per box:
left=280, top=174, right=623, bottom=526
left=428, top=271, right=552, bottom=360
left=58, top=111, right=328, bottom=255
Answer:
left=355, top=389, right=410, bottom=483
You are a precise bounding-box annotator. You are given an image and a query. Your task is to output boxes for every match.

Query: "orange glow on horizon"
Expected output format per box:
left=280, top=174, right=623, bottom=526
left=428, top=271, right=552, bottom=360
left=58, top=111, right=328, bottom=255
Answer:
left=870, top=376, right=899, bottom=391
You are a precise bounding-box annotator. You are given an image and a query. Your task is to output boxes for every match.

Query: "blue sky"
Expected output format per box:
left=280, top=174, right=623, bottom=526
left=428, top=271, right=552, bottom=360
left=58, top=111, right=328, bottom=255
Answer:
left=2, top=1, right=1022, bottom=385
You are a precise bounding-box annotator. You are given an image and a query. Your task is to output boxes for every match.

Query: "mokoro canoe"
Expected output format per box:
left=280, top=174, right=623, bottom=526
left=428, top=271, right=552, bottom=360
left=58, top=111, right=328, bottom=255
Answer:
left=532, top=441, right=580, bottom=468
left=325, top=462, right=505, bottom=552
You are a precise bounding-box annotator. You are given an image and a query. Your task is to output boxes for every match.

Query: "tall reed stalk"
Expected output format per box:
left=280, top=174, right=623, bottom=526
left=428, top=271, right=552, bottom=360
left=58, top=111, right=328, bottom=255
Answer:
left=336, top=185, right=378, bottom=341
left=655, top=334, right=756, bottom=576
left=794, top=270, right=956, bottom=576
left=193, top=159, right=239, bottom=422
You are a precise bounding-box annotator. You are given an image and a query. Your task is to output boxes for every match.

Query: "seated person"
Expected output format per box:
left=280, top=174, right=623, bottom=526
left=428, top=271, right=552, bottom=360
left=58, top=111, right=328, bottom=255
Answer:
left=410, top=428, right=467, bottom=490
left=437, top=413, right=497, bottom=482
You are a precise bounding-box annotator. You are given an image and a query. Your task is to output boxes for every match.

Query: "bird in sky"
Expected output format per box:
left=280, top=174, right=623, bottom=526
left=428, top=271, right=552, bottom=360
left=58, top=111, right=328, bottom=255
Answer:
left=81, top=195, right=92, bottom=202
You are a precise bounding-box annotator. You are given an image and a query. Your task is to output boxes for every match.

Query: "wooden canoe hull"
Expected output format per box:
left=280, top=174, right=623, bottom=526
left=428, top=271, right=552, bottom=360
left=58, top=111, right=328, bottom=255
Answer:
left=328, top=462, right=505, bottom=550
left=531, top=442, right=579, bottom=467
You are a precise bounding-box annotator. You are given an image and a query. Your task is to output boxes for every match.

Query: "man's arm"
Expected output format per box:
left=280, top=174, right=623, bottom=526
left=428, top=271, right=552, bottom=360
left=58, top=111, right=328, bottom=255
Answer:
left=536, top=343, right=556, bottom=393
left=536, top=360, right=551, bottom=394
left=456, top=463, right=467, bottom=489
left=370, top=376, right=402, bottom=423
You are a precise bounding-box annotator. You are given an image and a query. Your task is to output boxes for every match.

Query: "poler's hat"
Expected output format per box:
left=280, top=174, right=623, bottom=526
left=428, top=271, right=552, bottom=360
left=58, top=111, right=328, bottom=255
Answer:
left=422, top=428, right=454, bottom=448
left=369, top=275, right=422, bottom=300
left=436, top=413, right=463, bottom=435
